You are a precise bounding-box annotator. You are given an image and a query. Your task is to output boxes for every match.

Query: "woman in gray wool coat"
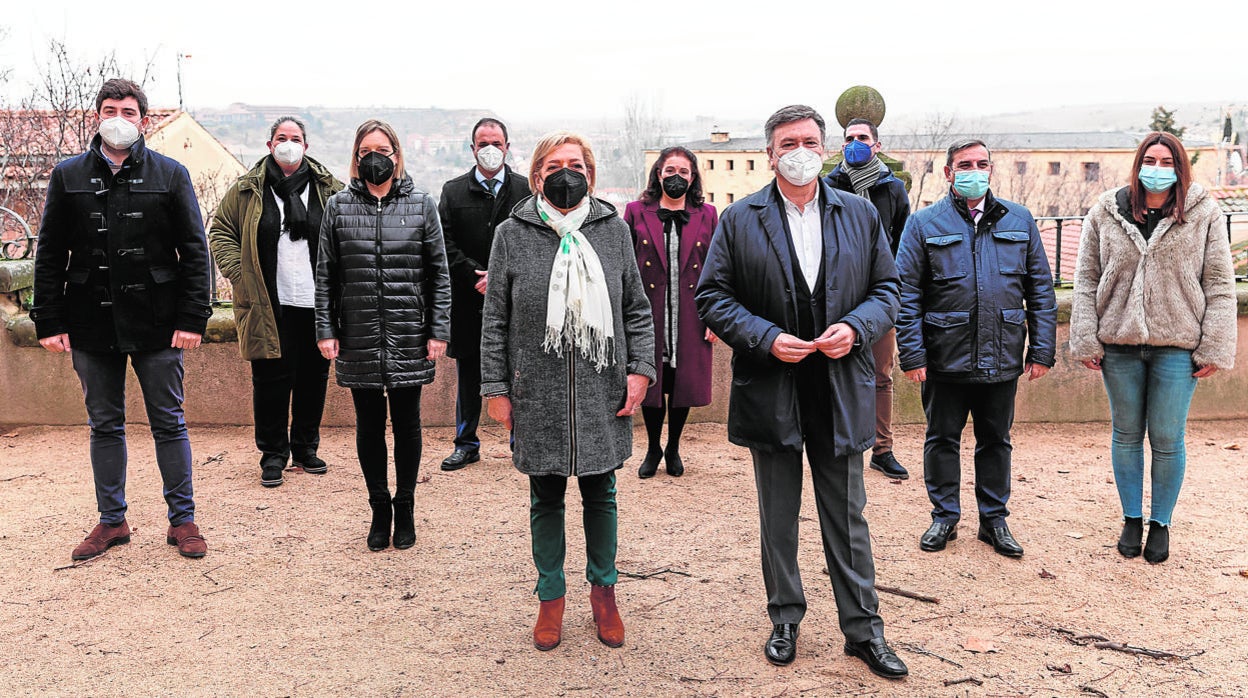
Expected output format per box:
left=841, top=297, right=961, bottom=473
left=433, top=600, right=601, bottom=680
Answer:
left=480, top=131, right=656, bottom=652
left=315, top=120, right=451, bottom=553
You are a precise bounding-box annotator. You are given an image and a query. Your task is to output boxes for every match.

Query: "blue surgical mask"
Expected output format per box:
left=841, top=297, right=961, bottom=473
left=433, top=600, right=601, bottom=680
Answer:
left=1138, top=165, right=1177, bottom=194
left=953, top=170, right=990, bottom=199
left=843, top=139, right=874, bottom=167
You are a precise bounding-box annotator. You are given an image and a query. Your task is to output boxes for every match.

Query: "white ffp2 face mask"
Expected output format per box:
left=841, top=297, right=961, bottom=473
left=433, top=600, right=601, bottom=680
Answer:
left=475, top=145, right=504, bottom=172
left=776, top=147, right=823, bottom=187
left=273, top=140, right=305, bottom=167
left=98, top=116, right=140, bottom=150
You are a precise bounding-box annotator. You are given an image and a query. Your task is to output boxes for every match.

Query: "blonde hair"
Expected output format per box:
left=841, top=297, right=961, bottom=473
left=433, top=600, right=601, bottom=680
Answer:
left=528, top=131, right=596, bottom=194
left=349, top=119, right=405, bottom=180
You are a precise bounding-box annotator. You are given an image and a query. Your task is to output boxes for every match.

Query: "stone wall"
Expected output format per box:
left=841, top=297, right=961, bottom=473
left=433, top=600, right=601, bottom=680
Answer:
left=3, top=260, right=1246, bottom=427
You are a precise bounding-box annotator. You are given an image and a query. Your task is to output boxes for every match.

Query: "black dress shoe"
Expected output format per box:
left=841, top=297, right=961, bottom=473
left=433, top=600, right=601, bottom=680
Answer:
left=1143, top=521, right=1169, bottom=564
left=1118, top=516, right=1143, bottom=558
left=637, top=450, right=661, bottom=479
left=845, top=636, right=908, bottom=679
left=440, top=449, right=479, bottom=472
left=764, top=623, right=799, bottom=666
left=919, top=522, right=957, bottom=552
left=978, top=522, right=1024, bottom=557
left=869, top=451, right=909, bottom=480
left=294, top=454, right=328, bottom=475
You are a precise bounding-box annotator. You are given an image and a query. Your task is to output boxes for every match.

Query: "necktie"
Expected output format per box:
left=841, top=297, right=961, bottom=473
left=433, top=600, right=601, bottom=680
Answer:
left=971, top=209, right=981, bottom=223
left=483, top=178, right=498, bottom=197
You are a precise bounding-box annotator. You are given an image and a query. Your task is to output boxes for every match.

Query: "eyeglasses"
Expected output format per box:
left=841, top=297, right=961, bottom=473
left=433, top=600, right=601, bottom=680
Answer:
left=358, top=148, right=395, bottom=159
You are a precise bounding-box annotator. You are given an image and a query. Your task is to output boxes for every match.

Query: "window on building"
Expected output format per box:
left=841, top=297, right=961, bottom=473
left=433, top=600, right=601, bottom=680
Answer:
left=1046, top=205, right=1059, bottom=216
left=708, top=192, right=715, bottom=203
left=727, top=160, right=735, bottom=171
left=706, top=159, right=714, bottom=170
left=1048, top=162, right=1061, bottom=175
left=1015, top=161, right=1027, bottom=175
left=1083, top=162, right=1100, bottom=182
left=747, top=160, right=755, bottom=170
left=925, top=162, right=934, bottom=174
left=726, top=193, right=735, bottom=203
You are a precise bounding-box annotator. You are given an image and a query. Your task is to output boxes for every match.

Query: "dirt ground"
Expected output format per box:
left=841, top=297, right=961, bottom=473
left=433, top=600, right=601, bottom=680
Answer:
left=1, top=419, right=1246, bottom=697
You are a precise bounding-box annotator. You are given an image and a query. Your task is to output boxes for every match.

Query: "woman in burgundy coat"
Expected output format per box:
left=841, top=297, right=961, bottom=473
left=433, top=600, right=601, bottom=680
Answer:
left=624, top=147, right=718, bottom=478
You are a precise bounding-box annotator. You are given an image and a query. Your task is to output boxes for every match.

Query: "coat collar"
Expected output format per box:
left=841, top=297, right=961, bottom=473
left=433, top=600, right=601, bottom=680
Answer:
left=90, top=133, right=148, bottom=170
left=634, top=200, right=706, bottom=271
left=511, top=195, right=617, bottom=229
left=238, top=154, right=337, bottom=194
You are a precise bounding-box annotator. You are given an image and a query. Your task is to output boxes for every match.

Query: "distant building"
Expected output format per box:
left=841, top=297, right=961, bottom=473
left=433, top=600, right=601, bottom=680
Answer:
left=655, top=129, right=1241, bottom=219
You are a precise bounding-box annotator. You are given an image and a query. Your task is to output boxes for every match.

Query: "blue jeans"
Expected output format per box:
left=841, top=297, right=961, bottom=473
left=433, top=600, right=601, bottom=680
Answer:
left=71, top=348, right=196, bottom=526
left=1100, top=345, right=1198, bottom=526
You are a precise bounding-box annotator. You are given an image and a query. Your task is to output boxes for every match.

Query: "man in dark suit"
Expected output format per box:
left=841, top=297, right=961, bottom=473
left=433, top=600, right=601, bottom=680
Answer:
left=696, top=105, right=907, bottom=680
left=438, top=118, right=531, bottom=471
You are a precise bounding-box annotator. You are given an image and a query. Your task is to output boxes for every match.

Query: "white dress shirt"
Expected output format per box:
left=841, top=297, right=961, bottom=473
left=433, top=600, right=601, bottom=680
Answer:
left=781, top=190, right=823, bottom=291
left=273, top=186, right=315, bottom=308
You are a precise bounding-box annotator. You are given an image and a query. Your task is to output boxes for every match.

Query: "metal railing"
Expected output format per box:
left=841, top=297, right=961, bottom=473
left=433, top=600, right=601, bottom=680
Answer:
left=1034, top=212, right=1248, bottom=286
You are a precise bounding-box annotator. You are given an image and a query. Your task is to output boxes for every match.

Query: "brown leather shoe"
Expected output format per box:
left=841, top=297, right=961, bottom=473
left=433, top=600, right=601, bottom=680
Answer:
left=71, top=520, right=131, bottom=560
left=590, top=584, right=625, bottom=647
left=166, top=521, right=207, bottom=558
left=533, top=596, right=565, bottom=651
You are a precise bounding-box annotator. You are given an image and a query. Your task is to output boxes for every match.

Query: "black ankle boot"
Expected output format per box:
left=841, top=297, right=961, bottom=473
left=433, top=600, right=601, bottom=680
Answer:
left=393, top=498, right=415, bottom=550
left=638, top=449, right=662, bottom=479
left=1143, top=521, right=1169, bottom=564
left=664, top=447, right=684, bottom=477
left=367, top=496, right=392, bottom=551
left=1117, top=517, right=1143, bottom=558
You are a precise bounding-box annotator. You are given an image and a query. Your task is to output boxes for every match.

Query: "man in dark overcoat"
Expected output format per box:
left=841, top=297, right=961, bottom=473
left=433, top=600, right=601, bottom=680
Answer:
left=437, top=118, right=531, bottom=471
left=31, top=79, right=212, bottom=560
left=696, top=105, right=907, bottom=680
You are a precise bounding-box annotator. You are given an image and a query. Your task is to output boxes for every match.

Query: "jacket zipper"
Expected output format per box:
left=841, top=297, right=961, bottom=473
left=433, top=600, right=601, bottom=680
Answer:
left=567, top=351, right=577, bottom=477
left=375, top=197, right=386, bottom=383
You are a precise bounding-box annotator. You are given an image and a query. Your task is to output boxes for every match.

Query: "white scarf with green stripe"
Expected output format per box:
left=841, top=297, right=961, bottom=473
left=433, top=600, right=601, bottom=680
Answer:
left=537, top=196, right=614, bottom=372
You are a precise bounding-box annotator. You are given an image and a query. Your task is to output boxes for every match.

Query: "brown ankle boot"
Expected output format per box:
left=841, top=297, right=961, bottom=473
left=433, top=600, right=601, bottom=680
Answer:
left=533, top=596, right=565, bottom=651
left=590, top=584, right=625, bottom=647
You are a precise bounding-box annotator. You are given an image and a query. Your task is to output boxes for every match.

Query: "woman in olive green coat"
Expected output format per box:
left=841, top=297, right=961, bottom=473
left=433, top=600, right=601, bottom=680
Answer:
left=209, top=116, right=343, bottom=488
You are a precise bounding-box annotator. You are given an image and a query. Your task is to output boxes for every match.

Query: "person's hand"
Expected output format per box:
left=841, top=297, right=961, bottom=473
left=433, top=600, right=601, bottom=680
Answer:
left=617, top=374, right=648, bottom=417
left=171, top=331, right=202, bottom=350
left=427, top=338, right=447, bottom=360
left=769, top=333, right=815, bottom=363
left=813, top=323, right=856, bottom=359
left=1024, top=363, right=1049, bottom=381
left=904, top=367, right=927, bottom=383
left=1193, top=364, right=1218, bottom=378
left=704, top=328, right=718, bottom=344
left=1081, top=358, right=1102, bottom=371
left=39, top=333, right=71, bottom=353
left=474, top=270, right=488, bottom=295
left=318, top=338, right=339, bottom=360
left=487, top=395, right=513, bottom=430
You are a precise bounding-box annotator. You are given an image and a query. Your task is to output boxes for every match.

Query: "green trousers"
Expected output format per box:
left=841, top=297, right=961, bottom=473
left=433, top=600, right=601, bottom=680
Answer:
left=529, top=471, right=619, bottom=601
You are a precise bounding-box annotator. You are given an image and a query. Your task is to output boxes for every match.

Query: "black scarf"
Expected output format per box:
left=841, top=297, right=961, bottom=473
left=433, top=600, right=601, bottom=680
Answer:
left=264, top=156, right=317, bottom=241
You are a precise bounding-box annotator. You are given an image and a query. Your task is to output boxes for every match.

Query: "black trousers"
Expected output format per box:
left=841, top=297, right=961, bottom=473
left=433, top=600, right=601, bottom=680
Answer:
left=250, top=306, right=329, bottom=464
left=452, top=351, right=482, bottom=452
left=750, top=356, right=884, bottom=642
left=350, top=386, right=422, bottom=503
left=921, top=378, right=1018, bottom=526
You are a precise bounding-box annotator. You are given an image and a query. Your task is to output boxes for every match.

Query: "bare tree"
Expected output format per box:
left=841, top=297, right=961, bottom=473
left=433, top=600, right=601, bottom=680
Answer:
left=618, top=93, right=668, bottom=194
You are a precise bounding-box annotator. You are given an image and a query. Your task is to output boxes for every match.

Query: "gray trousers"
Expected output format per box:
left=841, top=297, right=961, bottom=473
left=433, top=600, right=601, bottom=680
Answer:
left=752, top=440, right=884, bottom=642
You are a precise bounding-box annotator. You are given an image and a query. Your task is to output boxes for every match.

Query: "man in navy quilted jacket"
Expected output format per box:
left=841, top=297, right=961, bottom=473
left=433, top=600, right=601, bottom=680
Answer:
left=894, top=139, right=1057, bottom=559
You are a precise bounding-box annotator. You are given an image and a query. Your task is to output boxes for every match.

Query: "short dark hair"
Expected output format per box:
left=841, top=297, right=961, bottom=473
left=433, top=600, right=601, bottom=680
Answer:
left=94, top=78, right=148, bottom=117
left=764, top=105, right=825, bottom=149
left=945, top=138, right=991, bottom=167
left=844, top=118, right=879, bottom=142
left=640, top=146, right=705, bottom=207
left=471, top=117, right=509, bottom=144
left=269, top=115, right=307, bottom=141
left=1129, top=131, right=1192, bottom=225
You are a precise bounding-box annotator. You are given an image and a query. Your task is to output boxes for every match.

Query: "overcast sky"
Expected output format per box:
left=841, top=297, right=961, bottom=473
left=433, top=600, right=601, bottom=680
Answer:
left=2, top=0, right=1241, bottom=128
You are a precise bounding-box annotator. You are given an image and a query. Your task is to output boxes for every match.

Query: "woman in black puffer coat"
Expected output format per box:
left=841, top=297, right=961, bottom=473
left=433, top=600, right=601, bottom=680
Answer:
left=315, top=119, right=451, bottom=552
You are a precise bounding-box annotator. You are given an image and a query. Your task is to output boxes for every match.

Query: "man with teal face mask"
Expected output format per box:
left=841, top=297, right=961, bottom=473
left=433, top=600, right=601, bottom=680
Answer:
left=893, top=139, right=1057, bottom=559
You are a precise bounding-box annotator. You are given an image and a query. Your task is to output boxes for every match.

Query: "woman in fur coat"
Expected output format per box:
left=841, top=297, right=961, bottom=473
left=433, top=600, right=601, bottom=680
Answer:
left=1069, top=132, right=1237, bottom=564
